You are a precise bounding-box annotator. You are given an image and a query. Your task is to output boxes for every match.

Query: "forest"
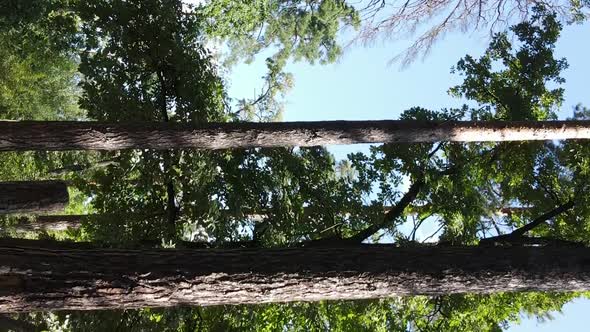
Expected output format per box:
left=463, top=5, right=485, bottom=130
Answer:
left=1, top=0, right=590, bottom=331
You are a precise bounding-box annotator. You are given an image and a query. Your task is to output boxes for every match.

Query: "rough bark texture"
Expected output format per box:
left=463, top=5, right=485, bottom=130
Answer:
left=0, top=181, right=68, bottom=215
left=1, top=242, right=590, bottom=312
left=2, top=120, right=590, bottom=151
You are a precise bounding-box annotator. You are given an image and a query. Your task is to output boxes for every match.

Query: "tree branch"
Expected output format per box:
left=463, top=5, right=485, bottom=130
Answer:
left=480, top=199, right=575, bottom=245
left=156, top=68, right=178, bottom=233
left=513, top=200, right=574, bottom=236
left=346, top=177, right=425, bottom=244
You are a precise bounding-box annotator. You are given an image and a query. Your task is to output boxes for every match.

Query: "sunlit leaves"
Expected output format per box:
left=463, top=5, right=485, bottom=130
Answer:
left=449, top=7, right=567, bottom=121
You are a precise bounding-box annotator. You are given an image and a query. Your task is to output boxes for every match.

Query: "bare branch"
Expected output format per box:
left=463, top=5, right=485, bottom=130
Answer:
left=353, top=0, right=573, bottom=66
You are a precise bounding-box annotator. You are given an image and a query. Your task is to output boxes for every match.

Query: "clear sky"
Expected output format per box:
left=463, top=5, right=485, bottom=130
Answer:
left=227, top=16, right=590, bottom=331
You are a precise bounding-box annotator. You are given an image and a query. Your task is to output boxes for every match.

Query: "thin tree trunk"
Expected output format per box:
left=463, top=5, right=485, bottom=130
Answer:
left=12, top=215, right=84, bottom=232
left=10, top=213, right=164, bottom=233
left=47, top=158, right=120, bottom=176
left=2, top=120, right=590, bottom=151
left=0, top=181, right=68, bottom=215
left=498, top=207, right=531, bottom=216
left=5, top=204, right=538, bottom=233
left=1, top=241, right=590, bottom=312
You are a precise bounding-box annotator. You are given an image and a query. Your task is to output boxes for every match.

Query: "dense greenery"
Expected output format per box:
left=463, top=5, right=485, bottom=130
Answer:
left=1, top=1, right=589, bottom=331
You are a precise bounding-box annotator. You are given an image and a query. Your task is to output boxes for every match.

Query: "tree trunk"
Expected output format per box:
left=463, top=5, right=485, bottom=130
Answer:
left=1, top=120, right=590, bottom=151
left=12, top=215, right=84, bottom=232
left=1, top=205, right=542, bottom=233
left=1, top=241, right=590, bottom=312
left=0, top=181, right=68, bottom=215
left=4, top=207, right=403, bottom=233
left=47, top=158, right=120, bottom=176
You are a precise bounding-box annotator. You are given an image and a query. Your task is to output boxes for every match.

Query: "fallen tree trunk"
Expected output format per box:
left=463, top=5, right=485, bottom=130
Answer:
left=0, top=241, right=589, bottom=312
left=1, top=120, right=590, bottom=151
left=0, top=181, right=68, bottom=215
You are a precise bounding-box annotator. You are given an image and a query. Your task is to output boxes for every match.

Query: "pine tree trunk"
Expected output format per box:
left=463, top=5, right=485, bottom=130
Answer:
left=0, top=181, right=68, bottom=215
left=1, top=241, right=590, bottom=312
left=5, top=207, right=397, bottom=233
left=6, top=205, right=533, bottom=233
left=47, top=158, right=120, bottom=176
left=1, top=120, right=590, bottom=151
left=12, top=215, right=83, bottom=232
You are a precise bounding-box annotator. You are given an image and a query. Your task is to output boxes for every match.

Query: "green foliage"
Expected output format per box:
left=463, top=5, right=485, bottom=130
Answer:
left=199, top=0, right=359, bottom=66
left=44, top=292, right=582, bottom=332
left=197, top=0, right=359, bottom=120
left=0, top=0, right=81, bottom=121
left=449, top=7, right=567, bottom=121
left=429, top=7, right=587, bottom=245
left=0, top=0, right=89, bottom=235
left=0, top=46, right=81, bottom=120
left=77, top=0, right=226, bottom=123
left=0, top=0, right=80, bottom=57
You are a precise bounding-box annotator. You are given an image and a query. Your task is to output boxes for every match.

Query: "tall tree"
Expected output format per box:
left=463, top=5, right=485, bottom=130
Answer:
left=1, top=242, right=590, bottom=312
left=2, top=119, right=590, bottom=151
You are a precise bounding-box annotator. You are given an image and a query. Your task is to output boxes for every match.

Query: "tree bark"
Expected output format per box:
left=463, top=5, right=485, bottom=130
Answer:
left=12, top=215, right=84, bottom=232
left=2, top=120, right=590, bottom=151
left=4, top=205, right=412, bottom=234
left=0, top=181, right=68, bottom=215
left=47, top=158, right=120, bottom=176
left=1, top=241, right=590, bottom=312
left=0, top=205, right=548, bottom=233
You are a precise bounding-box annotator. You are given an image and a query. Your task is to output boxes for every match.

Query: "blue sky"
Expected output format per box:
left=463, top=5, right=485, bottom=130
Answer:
left=227, top=15, right=590, bottom=331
